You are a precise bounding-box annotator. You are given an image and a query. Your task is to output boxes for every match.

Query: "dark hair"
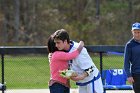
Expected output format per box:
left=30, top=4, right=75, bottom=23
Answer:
left=47, top=35, right=58, bottom=53
left=53, top=29, right=70, bottom=43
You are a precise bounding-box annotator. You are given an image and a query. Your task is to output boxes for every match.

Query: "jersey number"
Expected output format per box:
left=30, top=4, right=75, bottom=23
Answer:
left=112, top=69, right=123, bottom=76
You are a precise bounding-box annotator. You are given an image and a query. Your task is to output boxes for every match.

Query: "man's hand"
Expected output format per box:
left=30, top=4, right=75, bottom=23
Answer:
left=127, top=77, right=134, bottom=84
left=70, top=72, right=88, bottom=81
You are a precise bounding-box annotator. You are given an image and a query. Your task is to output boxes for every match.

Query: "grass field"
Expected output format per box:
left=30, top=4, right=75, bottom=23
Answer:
left=5, top=89, right=135, bottom=93
left=0, top=54, right=124, bottom=89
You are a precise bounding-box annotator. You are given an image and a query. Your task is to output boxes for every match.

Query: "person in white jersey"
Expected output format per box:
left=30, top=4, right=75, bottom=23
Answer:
left=52, top=29, right=103, bottom=93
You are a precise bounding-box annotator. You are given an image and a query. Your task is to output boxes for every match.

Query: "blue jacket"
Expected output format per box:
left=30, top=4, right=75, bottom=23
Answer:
left=124, top=38, right=140, bottom=77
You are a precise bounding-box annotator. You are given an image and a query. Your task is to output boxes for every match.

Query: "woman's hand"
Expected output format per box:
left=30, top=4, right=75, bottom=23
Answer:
left=77, top=41, right=84, bottom=53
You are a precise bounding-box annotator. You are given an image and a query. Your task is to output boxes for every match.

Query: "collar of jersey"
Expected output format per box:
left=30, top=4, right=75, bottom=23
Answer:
left=67, top=41, right=74, bottom=52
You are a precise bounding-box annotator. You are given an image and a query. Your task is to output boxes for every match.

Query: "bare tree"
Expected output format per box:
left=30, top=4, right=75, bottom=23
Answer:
left=14, top=0, right=20, bottom=42
left=1, top=0, right=8, bottom=45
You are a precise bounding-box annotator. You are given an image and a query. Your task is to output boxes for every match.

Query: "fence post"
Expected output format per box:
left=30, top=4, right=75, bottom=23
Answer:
left=99, top=52, right=106, bottom=93
left=99, top=52, right=103, bottom=76
left=1, top=51, right=5, bottom=93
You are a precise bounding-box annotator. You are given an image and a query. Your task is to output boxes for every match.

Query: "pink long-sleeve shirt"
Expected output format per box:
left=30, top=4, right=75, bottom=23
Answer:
left=49, top=50, right=79, bottom=87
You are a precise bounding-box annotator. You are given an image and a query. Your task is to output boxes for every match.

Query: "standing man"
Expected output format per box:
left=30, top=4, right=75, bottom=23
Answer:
left=53, top=29, right=103, bottom=93
left=124, top=22, right=140, bottom=93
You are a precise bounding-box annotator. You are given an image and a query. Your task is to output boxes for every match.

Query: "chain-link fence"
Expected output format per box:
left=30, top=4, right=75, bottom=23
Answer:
left=0, top=46, right=133, bottom=93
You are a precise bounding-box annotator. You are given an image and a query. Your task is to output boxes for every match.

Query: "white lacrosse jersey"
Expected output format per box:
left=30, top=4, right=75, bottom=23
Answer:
left=69, top=41, right=99, bottom=83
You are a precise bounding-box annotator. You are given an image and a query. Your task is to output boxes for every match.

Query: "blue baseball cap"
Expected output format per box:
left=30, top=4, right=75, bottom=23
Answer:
left=132, top=22, right=140, bottom=31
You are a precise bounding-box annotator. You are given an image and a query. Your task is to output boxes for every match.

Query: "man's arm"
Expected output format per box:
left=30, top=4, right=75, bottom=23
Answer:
left=70, top=72, right=88, bottom=81
left=124, top=44, right=131, bottom=77
left=124, top=44, right=134, bottom=83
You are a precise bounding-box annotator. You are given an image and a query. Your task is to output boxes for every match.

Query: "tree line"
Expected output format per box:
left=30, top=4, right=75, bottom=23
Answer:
left=0, top=0, right=139, bottom=46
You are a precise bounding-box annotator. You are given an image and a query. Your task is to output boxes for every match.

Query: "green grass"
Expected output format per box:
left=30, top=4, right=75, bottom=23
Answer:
left=0, top=54, right=124, bottom=89
left=4, top=55, right=49, bottom=89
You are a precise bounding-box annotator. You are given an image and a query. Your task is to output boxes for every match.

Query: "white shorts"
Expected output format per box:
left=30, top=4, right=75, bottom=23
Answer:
left=78, top=77, right=103, bottom=93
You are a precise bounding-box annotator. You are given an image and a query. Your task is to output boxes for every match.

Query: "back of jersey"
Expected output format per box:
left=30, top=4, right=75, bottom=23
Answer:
left=105, top=69, right=127, bottom=85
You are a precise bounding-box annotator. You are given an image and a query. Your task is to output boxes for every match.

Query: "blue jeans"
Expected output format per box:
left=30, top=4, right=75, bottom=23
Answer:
left=49, top=83, right=70, bottom=93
